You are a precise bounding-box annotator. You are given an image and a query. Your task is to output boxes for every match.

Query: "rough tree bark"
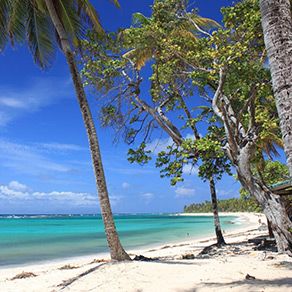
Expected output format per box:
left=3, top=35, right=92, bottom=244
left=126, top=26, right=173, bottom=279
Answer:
left=260, top=0, right=292, bottom=176
left=211, top=64, right=292, bottom=256
left=235, top=145, right=292, bottom=255
left=44, top=0, right=130, bottom=261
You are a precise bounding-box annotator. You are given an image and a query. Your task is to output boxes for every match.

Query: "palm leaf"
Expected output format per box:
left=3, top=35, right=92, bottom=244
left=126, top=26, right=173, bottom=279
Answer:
left=7, top=0, right=29, bottom=45
left=132, top=12, right=151, bottom=26
left=123, top=47, right=153, bottom=70
left=77, top=0, right=104, bottom=35
left=0, top=0, right=10, bottom=50
left=109, top=0, right=120, bottom=8
left=26, top=2, right=55, bottom=68
left=54, top=0, right=83, bottom=47
left=187, top=13, right=220, bottom=30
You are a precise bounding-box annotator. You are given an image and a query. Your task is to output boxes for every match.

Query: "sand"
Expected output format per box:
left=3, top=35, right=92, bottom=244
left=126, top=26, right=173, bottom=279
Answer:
left=0, top=212, right=291, bottom=292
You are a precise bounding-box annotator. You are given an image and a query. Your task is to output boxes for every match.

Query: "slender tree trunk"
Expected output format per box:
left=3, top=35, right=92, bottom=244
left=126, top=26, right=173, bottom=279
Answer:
left=209, top=176, right=226, bottom=246
left=44, top=0, right=130, bottom=261
left=260, top=0, right=292, bottom=176
left=132, top=93, right=226, bottom=246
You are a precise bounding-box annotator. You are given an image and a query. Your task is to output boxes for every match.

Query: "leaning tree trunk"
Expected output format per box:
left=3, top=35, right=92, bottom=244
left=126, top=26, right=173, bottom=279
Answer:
left=260, top=0, right=292, bottom=176
left=209, top=176, right=226, bottom=246
left=236, top=148, right=292, bottom=256
left=44, top=0, right=130, bottom=261
left=133, top=92, right=226, bottom=246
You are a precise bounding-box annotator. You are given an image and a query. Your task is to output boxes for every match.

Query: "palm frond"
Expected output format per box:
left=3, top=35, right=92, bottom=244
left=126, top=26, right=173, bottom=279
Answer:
left=0, top=0, right=10, bottom=50
left=172, top=27, right=198, bottom=41
left=187, top=13, right=220, bottom=30
left=7, top=0, right=29, bottom=45
left=110, top=0, right=120, bottom=8
left=123, top=47, right=153, bottom=70
left=26, top=2, right=56, bottom=68
left=54, top=0, right=83, bottom=47
left=132, top=12, right=151, bottom=26
left=77, top=0, right=104, bottom=35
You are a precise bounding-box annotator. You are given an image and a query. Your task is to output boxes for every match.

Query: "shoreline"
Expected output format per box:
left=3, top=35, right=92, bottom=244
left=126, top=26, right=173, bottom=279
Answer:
left=0, top=212, right=260, bottom=269
left=2, top=212, right=291, bottom=292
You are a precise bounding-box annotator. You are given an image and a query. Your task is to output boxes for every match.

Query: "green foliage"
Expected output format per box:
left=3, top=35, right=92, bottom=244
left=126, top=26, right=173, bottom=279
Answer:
left=0, top=0, right=115, bottom=67
left=81, top=0, right=286, bottom=202
left=240, top=160, right=289, bottom=198
left=128, top=143, right=152, bottom=165
left=155, top=128, right=232, bottom=185
left=184, top=197, right=262, bottom=213
left=260, top=160, right=289, bottom=185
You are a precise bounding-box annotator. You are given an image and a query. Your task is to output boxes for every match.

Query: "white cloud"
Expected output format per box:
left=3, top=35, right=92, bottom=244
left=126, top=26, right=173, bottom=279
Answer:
left=109, top=195, right=124, bottom=206
left=122, top=182, right=130, bottom=189
left=141, top=192, right=154, bottom=204
left=146, top=138, right=173, bottom=155
left=175, top=187, right=196, bottom=198
left=35, top=143, right=85, bottom=152
left=182, top=164, right=199, bottom=175
left=141, top=192, right=154, bottom=200
left=0, top=97, right=28, bottom=109
left=0, top=181, right=98, bottom=206
left=0, top=185, right=30, bottom=200
left=110, top=167, right=155, bottom=175
left=0, top=77, right=73, bottom=126
left=8, top=181, right=29, bottom=192
left=0, top=139, right=81, bottom=176
left=217, top=188, right=236, bottom=198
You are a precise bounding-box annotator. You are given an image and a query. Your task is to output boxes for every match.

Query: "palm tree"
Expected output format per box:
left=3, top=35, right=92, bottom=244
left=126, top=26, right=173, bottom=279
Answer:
left=260, top=0, right=292, bottom=177
left=1, top=0, right=130, bottom=261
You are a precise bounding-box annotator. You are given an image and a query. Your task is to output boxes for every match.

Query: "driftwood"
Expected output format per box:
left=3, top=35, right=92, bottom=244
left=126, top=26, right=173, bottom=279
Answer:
left=133, top=255, right=158, bottom=262
left=11, top=272, right=37, bottom=280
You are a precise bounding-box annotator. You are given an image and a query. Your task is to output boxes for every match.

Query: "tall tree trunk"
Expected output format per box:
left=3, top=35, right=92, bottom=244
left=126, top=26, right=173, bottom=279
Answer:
left=260, top=0, right=292, bottom=176
left=44, top=0, right=130, bottom=261
left=236, top=148, right=292, bottom=256
left=209, top=176, right=226, bottom=246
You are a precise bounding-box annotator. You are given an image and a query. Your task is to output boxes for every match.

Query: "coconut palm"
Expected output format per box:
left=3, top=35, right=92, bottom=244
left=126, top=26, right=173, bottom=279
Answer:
left=260, top=0, right=292, bottom=177
left=1, top=0, right=130, bottom=261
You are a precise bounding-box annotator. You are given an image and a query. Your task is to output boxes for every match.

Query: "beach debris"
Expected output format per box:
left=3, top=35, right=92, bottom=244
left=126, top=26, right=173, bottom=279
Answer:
left=245, top=274, right=256, bottom=280
left=58, top=264, right=79, bottom=270
left=161, top=245, right=170, bottom=249
left=11, top=271, right=37, bottom=280
left=133, top=255, right=157, bottom=262
left=90, top=258, right=110, bottom=264
left=182, top=253, right=195, bottom=260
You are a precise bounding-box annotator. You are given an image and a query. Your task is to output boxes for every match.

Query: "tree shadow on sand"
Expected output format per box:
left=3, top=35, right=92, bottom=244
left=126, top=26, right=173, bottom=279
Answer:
left=197, top=277, right=292, bottom=290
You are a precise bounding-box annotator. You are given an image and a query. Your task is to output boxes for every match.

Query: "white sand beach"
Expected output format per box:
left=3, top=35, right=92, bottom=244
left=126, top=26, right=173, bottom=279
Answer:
left=1, top=212, right=291, bottom=292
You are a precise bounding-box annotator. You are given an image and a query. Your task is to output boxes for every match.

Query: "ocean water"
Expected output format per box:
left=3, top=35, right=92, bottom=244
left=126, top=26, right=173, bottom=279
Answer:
left=0, top=214, right=243, bottom=266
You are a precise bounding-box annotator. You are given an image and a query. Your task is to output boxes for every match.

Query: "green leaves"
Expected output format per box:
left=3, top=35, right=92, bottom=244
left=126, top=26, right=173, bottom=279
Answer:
left=128, top=143, right=152, bottom=165
left=26, top=2, right=55, bottom=68
left=1, top=0, right=118, bottom=68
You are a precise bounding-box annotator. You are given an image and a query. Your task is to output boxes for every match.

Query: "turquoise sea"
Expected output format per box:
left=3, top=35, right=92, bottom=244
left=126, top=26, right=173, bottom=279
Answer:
left=0, top=214, right=244, bottom=266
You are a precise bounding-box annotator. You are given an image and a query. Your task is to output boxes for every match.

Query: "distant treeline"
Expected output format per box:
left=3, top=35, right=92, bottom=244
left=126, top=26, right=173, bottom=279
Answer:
left=184, top=197, right=262, bottom=213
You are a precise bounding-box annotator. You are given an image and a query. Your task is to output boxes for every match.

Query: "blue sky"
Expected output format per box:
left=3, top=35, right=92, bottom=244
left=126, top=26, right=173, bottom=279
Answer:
left=0, top=0, right=242, bottom=214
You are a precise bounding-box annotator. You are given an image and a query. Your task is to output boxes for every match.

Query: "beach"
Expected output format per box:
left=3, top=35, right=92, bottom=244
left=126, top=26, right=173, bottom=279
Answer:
left=0, top=212, right=291, bottom=292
